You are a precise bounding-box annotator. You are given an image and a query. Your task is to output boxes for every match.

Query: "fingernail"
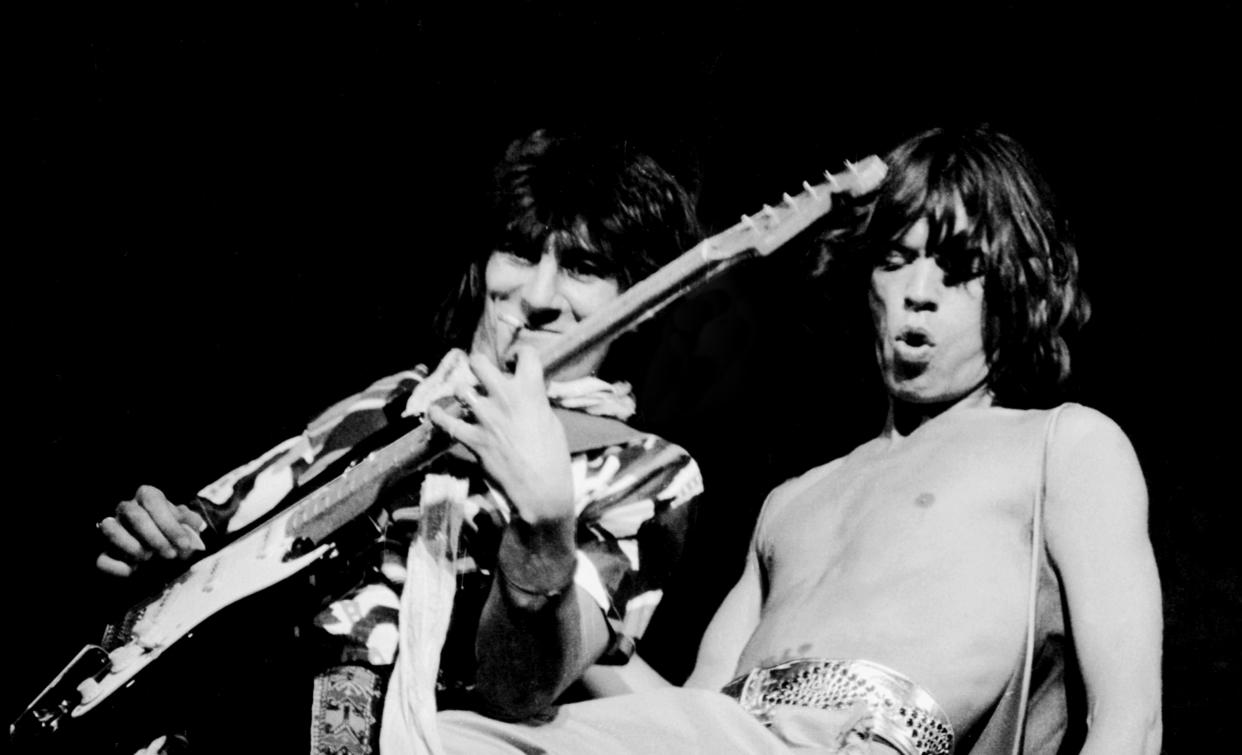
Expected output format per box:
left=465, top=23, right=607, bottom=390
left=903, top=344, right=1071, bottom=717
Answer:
left=182, top=525, right=206, bottom=551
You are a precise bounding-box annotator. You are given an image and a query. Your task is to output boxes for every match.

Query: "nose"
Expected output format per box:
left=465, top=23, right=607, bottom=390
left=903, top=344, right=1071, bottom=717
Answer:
left=903, top=257, right=943, bottom=313
left=519, top=251, right=565, bottom=325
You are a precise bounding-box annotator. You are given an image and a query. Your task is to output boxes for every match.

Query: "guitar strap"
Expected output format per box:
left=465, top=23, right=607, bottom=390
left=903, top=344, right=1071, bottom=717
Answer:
left=556, top=407, right=646, bottom=453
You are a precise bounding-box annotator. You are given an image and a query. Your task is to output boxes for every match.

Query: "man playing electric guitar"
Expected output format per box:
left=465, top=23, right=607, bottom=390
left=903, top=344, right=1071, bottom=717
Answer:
left=92, top=128, right=708, bottom=754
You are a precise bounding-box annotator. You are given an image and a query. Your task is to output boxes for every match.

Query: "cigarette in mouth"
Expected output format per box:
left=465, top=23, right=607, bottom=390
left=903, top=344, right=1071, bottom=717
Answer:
left=499, top=314, right=525, bottom=330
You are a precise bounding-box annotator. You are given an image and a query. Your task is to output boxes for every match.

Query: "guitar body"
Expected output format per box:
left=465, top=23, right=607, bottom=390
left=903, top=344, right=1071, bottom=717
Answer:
left=17, top=585, right=318, bottom=755
left=11, top=503, right=387, bottom=753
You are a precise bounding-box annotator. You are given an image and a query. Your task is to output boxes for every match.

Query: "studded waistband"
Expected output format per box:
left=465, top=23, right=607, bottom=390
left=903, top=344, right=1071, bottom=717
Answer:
left=720, top=658, right=954, bottom=755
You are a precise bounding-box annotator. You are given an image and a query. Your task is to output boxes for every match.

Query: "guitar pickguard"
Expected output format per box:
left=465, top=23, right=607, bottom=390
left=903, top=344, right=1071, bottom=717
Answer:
left=72, top=501, right=331, bottom=718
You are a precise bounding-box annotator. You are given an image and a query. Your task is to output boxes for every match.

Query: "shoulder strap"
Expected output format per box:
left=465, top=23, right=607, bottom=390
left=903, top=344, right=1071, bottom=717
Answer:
left=1009, top=403, right=1069, bottom=755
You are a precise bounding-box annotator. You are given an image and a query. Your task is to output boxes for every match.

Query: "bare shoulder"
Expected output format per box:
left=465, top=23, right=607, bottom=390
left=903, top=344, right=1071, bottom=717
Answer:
left=1043, top=403, right=1149, bottom=534
left=1046, top=403, right=1144, bottom=484
left=1049, top=402, right=1134, bottom=447
left=982, top=403, right=1137, bottom=467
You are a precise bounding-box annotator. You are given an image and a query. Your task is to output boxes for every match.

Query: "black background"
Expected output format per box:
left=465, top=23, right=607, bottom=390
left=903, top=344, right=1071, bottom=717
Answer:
left=11, top=2, right=1238, bottom=750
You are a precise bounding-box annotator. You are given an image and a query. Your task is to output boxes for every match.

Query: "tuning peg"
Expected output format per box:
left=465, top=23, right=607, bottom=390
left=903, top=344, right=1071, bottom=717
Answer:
left=802, top=180, right=820, bottom=200
left=741, top=214, right=759, bottom=233
left=782, top=193, right=798, bottom=208
left=762, top=204, right=778, bottom=223
left=823, top=169, right=840, bottom=189
left=844, top=159, right=859, bottom=176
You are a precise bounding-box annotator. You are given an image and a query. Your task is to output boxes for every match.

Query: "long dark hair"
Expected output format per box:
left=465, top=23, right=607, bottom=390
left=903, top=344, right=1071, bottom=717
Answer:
left=818, top=125, right=1089, bottom=408
left=435, top=129, right=702, bottom=354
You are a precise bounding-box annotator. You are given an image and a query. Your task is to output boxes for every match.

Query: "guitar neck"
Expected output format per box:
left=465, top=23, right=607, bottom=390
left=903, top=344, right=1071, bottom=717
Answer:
left=539, top=156, right=887, bottom=377
left=287, top=155, right=887, bottom=547
left=539, top=237, right=750, bottom=379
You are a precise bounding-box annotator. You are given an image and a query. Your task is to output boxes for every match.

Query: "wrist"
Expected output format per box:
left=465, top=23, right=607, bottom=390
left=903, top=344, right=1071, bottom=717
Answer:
left=496, top=524, right=577, bottom=609
left=497, top=562, right=576, bottom=599
left=508, top=512, right=576, bottom=552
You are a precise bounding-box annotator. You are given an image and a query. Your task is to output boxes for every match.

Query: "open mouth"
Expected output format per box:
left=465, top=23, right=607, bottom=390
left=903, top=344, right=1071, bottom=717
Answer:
left=892, top=327, right=934, bottom=368
left=896, top=327, right=934, bottom=348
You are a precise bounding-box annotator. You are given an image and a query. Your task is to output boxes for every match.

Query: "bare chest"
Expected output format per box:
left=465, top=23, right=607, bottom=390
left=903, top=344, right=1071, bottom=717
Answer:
left=760, top=416, right=1046, bottom=599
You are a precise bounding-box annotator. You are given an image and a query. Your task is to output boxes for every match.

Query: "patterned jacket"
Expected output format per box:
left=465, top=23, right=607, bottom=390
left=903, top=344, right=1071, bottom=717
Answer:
left=185, top=362, right=702, bottom=703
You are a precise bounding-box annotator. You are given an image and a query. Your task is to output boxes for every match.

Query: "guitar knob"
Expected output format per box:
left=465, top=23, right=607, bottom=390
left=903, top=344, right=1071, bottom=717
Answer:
left=76, top=676, right=102, bottom=705
left=108, top=643, right=146, bottom=672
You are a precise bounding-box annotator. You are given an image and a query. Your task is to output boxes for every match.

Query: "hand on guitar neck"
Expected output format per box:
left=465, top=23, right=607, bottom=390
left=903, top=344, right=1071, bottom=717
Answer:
left=95, top=485, right=208, bottom=578
left=429, top=347, right=575, bottom=530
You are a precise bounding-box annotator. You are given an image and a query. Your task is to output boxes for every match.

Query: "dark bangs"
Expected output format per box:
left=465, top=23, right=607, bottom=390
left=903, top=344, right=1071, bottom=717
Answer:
left=490, top=217, right=623, bottom=284
left=486, top=133, right=700, bottom=289
left=435, top=129, right=702, bottom=350
left=870, top=126, right=1090, bottom=408
left=868, top=134, right=995, bottom=283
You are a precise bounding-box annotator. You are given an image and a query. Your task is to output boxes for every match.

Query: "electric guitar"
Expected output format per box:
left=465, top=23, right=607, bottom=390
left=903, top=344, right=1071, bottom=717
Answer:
left=11, top=155, right=887, bottom=752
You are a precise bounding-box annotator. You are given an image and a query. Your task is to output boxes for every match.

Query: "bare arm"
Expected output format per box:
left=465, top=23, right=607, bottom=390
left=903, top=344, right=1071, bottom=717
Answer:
left=684, top=536, right=764, bottom=691
left=579, top=532, right=766, bottom=698
left=1044, top=406, right=1162, bottom=754
left=580, top=652, right=674, bottom=697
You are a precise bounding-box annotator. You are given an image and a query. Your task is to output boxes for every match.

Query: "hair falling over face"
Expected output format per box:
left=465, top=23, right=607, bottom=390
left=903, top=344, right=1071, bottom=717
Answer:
left=837, top=125, right=1090, bottom=409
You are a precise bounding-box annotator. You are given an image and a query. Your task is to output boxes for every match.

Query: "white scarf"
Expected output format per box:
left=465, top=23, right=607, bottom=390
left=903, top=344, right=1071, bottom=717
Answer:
left=383, top=349, right=635, bottom=754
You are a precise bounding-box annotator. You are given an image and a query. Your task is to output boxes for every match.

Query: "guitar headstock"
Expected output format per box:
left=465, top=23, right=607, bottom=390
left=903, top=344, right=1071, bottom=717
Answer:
left=698, top=154, right=887, bottom=260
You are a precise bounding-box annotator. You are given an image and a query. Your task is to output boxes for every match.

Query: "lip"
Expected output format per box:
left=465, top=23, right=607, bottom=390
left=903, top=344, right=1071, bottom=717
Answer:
left=891, top=326, right=935, bottom=363
left=895, top=325, right=935, bottom=347
left=893, top=340, right=933, bottom=362
left=508, top=328, right=564, bottom=354
left=514, top=327, right=562, bottom=338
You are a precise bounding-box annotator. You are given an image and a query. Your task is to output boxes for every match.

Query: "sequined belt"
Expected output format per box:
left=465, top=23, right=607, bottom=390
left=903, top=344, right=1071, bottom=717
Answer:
left=720, top=658, right=954, bottom=755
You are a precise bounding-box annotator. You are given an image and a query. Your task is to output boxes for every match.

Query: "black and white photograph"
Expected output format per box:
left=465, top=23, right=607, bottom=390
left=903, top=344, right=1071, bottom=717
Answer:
left=11, top=3, right=1237, bottom=753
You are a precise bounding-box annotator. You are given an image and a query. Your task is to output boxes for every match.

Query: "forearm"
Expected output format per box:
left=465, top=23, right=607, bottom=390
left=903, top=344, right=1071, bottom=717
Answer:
left=1080, top=703, right=1162, bottom=755
left=472, top=522, right=610, bottom=720
left=581, top=653, right=674, bottom=698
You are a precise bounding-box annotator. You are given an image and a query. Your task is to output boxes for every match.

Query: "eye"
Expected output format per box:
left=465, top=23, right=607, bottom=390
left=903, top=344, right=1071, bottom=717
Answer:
left=557, top=250, right=613, bottom=281
left=564, top=262, right=605, bottom=281
left=940, top=251, right=985, bottom=287
left=876, top=246, right=912, bottom=272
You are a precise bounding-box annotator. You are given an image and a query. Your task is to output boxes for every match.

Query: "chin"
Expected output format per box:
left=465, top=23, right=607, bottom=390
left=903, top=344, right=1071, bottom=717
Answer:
left=888, top=377, right=954, bottom=405
left=893, top=389, right=945, bottom=405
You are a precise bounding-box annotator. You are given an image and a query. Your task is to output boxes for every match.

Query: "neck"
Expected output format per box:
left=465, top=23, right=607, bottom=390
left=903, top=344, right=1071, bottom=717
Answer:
left=883, top=381, right=994, bottom=440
